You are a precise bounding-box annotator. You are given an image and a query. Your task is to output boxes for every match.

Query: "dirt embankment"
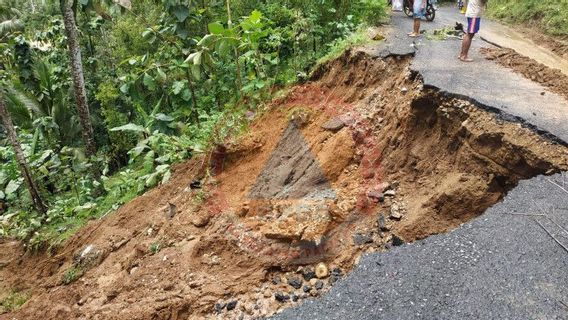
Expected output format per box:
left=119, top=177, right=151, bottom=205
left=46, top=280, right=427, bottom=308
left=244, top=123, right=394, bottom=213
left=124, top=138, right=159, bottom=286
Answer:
left=1, top=50, right=568, bottom=320
left=481, top=47, right=568, bottom=101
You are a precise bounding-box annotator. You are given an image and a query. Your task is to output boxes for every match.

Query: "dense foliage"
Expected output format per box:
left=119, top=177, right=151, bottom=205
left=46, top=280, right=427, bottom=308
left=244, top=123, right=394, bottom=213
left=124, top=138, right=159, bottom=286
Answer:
left=0, top=0, right=387, bottom=248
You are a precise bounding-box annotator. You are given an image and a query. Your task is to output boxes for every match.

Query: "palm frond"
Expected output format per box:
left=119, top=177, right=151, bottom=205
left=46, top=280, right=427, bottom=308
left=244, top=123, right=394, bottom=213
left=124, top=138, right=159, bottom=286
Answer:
left=0, top=19, right=23, bottom=38
left=3, top=89, right=33, bottom=129
left=6, top=85, right=44, bottom=117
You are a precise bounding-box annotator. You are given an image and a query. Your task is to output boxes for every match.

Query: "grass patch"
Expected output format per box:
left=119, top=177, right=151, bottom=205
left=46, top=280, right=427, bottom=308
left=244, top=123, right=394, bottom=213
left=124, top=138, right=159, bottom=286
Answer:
left=487, top=0, right=568, bottom=37
left=317, top=27, right=379, bottom=65
left=0, top=290, right=30, bottom=313
left=61, top=266, right=84, bottom=285
left=149, top=242, right=162, bottom=255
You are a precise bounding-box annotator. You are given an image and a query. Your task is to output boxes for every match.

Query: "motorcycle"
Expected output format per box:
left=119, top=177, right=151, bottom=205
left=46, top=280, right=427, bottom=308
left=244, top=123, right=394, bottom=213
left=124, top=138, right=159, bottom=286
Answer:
left=403, top=0, right=436, bottom=21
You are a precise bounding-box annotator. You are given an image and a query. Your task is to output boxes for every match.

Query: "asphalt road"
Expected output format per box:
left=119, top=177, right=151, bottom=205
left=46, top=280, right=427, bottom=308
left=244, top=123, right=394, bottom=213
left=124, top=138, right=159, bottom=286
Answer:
left=273, top=174, right=568, bottom=320
left=373, top=8, right=568, bottom=145
left=271, top=7, right=568, bottom=320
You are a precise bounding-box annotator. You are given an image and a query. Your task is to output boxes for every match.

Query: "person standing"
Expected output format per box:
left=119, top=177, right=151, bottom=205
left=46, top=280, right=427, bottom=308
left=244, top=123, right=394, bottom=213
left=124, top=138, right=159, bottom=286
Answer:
left=408, top=0, right=427, bottom=37
left=459, top=0, right=487, bottom=62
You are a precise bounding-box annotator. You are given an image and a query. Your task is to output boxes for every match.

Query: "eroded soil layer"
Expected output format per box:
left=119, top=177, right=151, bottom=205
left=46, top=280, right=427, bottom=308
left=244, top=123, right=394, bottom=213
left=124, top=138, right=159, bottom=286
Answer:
left=1, top=50, right=568, bottom=320
left=481, top=47, right=568, bottom=101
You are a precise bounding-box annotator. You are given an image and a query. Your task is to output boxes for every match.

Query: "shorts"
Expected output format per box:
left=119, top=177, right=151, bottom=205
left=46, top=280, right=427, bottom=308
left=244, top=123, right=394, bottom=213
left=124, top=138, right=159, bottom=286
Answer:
left=467, top=17, right=481, bottom=34
left=413, top=0, right=426, bottom=18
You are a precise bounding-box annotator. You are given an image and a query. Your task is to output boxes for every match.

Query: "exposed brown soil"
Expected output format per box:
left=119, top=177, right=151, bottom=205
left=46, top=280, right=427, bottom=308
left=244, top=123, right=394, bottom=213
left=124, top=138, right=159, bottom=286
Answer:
left=481, top=47, right=568, bottom=101
left=2, top=49, right=568, bottom=320
left=516, top=26, right=568, bottom=60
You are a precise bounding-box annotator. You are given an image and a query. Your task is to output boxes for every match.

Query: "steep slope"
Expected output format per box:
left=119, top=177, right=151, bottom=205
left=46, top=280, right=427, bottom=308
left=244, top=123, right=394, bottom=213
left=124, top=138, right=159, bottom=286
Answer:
left=1, top=50, right=568, bottom=320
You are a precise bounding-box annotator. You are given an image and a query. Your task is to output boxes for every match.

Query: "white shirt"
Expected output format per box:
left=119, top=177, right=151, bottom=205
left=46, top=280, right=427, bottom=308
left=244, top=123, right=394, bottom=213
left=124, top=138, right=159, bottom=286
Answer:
left=466, top=0, right=485, bottom=18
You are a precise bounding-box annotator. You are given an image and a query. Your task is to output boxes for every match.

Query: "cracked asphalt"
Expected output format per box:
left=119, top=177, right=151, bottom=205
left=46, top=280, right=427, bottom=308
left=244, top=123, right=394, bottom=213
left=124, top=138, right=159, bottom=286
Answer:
left=271, top=7, right=568, bottom=320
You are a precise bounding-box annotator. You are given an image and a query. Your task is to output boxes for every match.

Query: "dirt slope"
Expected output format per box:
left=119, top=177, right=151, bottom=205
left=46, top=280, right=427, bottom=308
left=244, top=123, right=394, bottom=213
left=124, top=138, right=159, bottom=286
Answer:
left=1, top=50, right=568, bottom=320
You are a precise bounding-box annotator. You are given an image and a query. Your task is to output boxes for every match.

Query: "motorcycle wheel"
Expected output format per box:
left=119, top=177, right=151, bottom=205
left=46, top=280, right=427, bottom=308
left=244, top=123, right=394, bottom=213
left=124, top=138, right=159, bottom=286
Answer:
left=403, top=4, right=413, bottom=17
left=425, top=5, right=435, bottom=21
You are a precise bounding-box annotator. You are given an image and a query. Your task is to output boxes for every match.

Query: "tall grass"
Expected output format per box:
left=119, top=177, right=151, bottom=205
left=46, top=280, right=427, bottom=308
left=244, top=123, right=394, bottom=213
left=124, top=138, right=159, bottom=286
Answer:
left=486, top=0, right=568, bottom=37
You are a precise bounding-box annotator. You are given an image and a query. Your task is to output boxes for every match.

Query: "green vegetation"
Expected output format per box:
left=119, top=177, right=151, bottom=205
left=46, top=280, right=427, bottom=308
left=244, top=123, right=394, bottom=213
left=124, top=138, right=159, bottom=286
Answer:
left=487, top=0, right=568, bottom=36
left=0, top=0, right=388, bottom=249
left=61, top=265, right=84, bottom=285
left=149, top=242, right=162, bottom=255
left=0, top=290, right=30, bottom=312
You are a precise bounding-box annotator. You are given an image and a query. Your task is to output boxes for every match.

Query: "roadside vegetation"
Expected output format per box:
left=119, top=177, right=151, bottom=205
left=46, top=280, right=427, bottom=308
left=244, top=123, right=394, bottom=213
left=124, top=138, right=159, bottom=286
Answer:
left=487, top=0, right=568, bottom=37
left=0, top=0, right=387, bottom=250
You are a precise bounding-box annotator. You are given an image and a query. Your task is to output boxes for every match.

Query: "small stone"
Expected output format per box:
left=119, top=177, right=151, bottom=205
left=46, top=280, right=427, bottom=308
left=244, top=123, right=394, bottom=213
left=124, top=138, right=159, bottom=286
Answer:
left=214, top=302, right=226, bottom=313
left=315, top=280, right=324, bottom=290
left=366, top=191, right=383, bottom=201
left=322, top=118, right=345, bottom=133
left=392, top=235, right=405, bottom=246
left=303, top=285, right=311, bottom=293
left=329, top=274, right=340, bottom=285
left=263, top=289, right=272, bottom=298
left=384, top=190, right=396, bottom=197
left=331, top=267, right=342, bottom=276
left=226, top=300, right=238, bottom=311
left=389, top=204, right=402, bottom=220
left=274, top=292, right=290, bottom=303
left=370, top=191, right=384, bottom=205
left=192, top=214, right=210, bottom=227
left=287, top=277, right=302, bottom=290
left=310, top=289, right=318, bottom=297
left=291, top=294, right=299, bottom=302
left=272, top=276, right=281, bottom=285
left=73, top=244, right=103, bottom=269
left=315, top=262, right=329, bottom=279
left=401, top=87, right=408, bottom=93
left=165, top=202, right=176, bottom=219
left=302, top=269, right=316, bottom=281
left=353, top=233, right=373, bottom=245
left=190, top=180, right=202, bottom=189
left=377, top=214, right=390, bottom=232
left=309, top=278, right=318, bottom=286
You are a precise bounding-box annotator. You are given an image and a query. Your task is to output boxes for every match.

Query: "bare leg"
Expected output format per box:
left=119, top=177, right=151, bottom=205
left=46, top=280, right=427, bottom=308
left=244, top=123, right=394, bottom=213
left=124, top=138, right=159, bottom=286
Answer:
left=414, top=18, right=420, bottom=34
left=408, top=18, right=421, bottom=37
left=459, top=33, right=474, bottom=61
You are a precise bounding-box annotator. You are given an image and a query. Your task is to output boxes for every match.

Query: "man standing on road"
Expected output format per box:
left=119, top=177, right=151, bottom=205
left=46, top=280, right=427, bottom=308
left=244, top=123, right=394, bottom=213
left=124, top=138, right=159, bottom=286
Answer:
left=459, top=0, right=488, bottom=62
left=408, top=0, right=428, bottom=37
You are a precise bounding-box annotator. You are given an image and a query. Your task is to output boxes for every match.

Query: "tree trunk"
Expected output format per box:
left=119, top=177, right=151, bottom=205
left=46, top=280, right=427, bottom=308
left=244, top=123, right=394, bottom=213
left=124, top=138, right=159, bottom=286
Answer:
left=60, top=0, right=97, bottom=159
left=0, top=96, right=47, bottom=214
left=61, top=0, right=105, bottom=196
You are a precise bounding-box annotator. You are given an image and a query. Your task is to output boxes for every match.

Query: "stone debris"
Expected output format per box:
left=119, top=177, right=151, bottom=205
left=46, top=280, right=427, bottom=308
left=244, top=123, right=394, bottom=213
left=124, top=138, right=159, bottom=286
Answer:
left=392, top=234, right=405, bottom=246
left=353, top=233, right=373, bottom=245
left=287, top=277, right=303, bottom=289
left=164, top=202, right=176, bottom=219
left=226, top=300, right=238, bottom=311
left=274, top=292, right=290, bottom=303
left=192, top=213, right=210, bottom=227
left=377, top=213, right=390, bottom=232
left=315, top=262, right=329, bottom=279
left=302, top=268, right=316, bottom=281
left=384, top=189, right=396, bottom=197
left=322, top=118, right=346, bottom=133
left=389, top=202, right=404, bottom=220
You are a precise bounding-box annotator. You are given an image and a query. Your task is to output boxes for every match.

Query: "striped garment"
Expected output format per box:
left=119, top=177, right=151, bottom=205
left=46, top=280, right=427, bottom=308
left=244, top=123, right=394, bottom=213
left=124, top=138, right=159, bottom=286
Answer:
left=467, top=17, right=481, bottom=34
